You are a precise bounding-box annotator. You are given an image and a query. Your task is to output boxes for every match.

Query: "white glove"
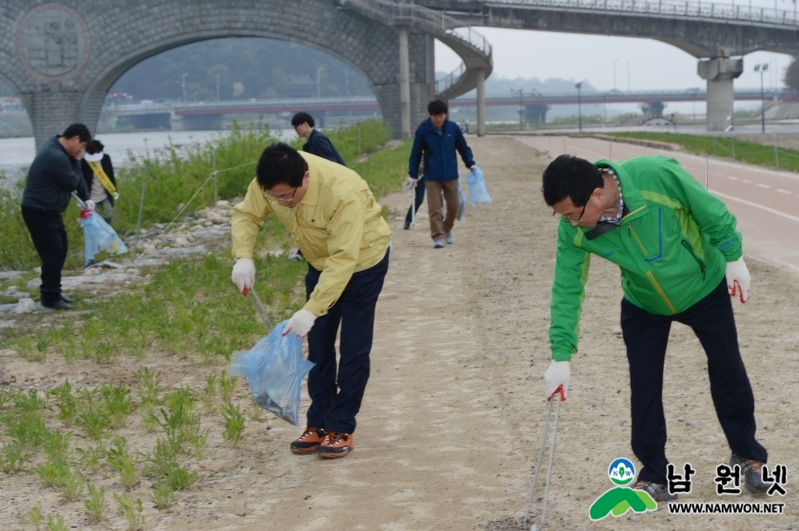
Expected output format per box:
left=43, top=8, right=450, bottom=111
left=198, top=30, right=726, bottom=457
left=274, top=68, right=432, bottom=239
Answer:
left=545, top=360, right=570, bottom=402
left=231, top=258, right=255, bottom=294
left=405, top=176, right=419, bottom=190
left=283, top=308, right=317, bottom=338
left=725, top=257, right=750, bottom=304
left=84, top=199, right=95, bottom=211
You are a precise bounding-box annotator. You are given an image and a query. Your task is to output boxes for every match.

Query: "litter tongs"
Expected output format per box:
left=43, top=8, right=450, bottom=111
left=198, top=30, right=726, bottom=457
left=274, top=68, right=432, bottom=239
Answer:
left=242, top=286, right=274, bottom=331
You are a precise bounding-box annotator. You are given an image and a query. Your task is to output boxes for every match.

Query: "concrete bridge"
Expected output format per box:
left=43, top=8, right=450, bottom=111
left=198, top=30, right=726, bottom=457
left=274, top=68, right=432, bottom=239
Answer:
left=419, top=0, right=799, bottom=131
left=1, top=0, right=797, bottom=150
left=103, top=88, right=785, bottom=131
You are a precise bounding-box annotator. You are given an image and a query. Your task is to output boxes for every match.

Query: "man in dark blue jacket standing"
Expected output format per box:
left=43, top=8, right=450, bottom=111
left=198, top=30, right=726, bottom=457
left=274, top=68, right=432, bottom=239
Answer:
left=21, top=123, right=93, bottom=310
left=292, top=112, right=346, bottom=166
left=406, top=100, right=475, bottom=247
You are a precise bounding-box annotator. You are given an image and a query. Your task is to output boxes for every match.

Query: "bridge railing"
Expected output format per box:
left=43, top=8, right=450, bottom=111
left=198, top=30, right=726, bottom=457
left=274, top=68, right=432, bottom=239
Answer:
left=489, top=0, right=799, bottom=27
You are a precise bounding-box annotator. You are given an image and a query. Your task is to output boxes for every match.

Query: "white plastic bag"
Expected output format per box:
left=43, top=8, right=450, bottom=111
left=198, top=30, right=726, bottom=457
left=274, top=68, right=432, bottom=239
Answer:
left=79, top=210, right=128, bottom=267
left=466, top=166, right=492, bottom=205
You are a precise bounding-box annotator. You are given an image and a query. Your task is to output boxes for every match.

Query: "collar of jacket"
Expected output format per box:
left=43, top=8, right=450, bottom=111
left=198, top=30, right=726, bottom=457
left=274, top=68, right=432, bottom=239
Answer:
left=423, top=118, right=449, bottom=134
left=298, top=154, right=320, bottom=207
left=593, top=159, right=647, bottom=222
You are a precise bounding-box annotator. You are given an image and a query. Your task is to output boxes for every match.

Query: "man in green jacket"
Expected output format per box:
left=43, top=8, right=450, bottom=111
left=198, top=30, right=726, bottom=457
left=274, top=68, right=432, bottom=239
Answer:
left=541, top=154, right=768, bottom=501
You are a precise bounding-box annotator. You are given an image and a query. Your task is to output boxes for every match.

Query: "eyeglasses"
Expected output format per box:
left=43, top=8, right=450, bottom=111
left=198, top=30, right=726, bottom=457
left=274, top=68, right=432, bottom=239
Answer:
left=553, top=203, right=586, bottom=222
left=270, top=187, right=298, bottom=203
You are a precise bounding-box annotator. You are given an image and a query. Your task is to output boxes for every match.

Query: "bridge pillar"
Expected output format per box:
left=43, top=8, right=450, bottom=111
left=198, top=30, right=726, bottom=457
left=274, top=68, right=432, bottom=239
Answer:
left=697, top=52, right=743, bottom=132
left=476, top=68, right=486, bottom=137
left=399, top=26, right=411, bottom=138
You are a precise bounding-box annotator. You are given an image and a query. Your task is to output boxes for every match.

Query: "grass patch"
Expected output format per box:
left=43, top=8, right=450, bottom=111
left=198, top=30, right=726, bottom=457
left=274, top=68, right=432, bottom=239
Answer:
left=606, top=131, right=799, bottom=171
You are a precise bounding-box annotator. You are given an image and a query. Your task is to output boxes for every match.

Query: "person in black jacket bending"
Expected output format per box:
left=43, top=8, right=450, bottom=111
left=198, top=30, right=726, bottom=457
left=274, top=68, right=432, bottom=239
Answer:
left=291, top=112, right=346, bottom=166
left=21, top=123, right=93, bottom=310
left=80, top=139, right=117, bottom=224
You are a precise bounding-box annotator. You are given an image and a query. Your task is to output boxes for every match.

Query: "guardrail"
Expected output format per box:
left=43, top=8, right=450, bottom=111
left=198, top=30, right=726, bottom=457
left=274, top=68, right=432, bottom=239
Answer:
left=488, top=0, right=799, bottom=27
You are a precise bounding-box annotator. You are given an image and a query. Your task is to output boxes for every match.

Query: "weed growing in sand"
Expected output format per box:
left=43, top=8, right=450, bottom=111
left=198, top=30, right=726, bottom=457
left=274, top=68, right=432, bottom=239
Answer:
left=114, top=493, right=144, bottom=531
left=201, top=374, right=217, bottom=411
left=41, top=430, right=71, bottom=465
left=35, top=462, right=62, bottom=487
left=46, top=513, right=68, bottom=531
left=1, top=440, right=26, bottom=474
left=141, top=436, right=180, bottom=479
left=219, top=370, right=237, bottom=401
left=58, top=465, right=85, bottom=502
left=94, top=340, right=118, bottom=364
left=75, top=446, right=101, bottom=474
left=56, top=341, right=79, bottom=364
left=164, top=461, right=198, bottom=491
left=77, top=404, right=110, bottom=446
left=107, top=438, right=140, bottom=489
left=221, top=401, right=245, bottom=448
left=134, top=367, right=162, bottom=407
left=84, top=483, right=108, bottom=523
left=100, top=384, right=135, bottom=428
left=27, top=502, right=43, bottom=530
left=48, top=380, right=79, bottom=428
left=6, top=414, right=47, bottom=448
left=152, top=480, right=175, bottom=509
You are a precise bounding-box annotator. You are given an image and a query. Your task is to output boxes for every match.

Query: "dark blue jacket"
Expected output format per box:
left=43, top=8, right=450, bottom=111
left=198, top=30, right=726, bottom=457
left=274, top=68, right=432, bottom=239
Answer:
left=22, top=135, right=89, bottom=213
left=409, top=118, right=474, bottom=181
left=303, top=129, right=345, bottom=166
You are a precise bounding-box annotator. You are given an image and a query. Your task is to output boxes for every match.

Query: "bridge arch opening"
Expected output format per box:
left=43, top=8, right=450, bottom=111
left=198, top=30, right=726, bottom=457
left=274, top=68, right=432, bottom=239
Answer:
left=97, top=36, right=380, bottom=132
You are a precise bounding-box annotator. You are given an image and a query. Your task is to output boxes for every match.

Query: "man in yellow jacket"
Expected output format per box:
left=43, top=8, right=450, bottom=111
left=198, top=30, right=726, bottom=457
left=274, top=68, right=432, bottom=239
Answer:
left=230, top=143, right=391, bottom=459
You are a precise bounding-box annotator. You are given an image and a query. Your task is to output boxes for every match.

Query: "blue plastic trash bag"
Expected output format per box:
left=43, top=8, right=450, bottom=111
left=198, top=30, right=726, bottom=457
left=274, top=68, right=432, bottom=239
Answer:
left=228, top=321, right=314, bottom=426
left=466, top=166, right=492, bottom=205
left=457, top=177, right=466, bottom=220
left=79, top=210, right=128, bottom=267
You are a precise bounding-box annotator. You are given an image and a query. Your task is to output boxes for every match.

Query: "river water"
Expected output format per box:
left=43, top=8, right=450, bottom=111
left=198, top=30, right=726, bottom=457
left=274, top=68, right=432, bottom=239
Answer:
left=0, top=129, right=296, bottom=189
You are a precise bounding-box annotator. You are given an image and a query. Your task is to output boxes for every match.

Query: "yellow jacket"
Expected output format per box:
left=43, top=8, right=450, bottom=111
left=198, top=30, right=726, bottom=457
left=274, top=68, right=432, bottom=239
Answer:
left=231, top=152, right=391, bottom=317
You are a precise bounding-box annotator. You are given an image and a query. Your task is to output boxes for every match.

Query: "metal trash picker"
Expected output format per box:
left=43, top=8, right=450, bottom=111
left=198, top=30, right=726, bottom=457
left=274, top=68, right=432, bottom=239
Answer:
left=523, top=388, right=564, bottom=531
left=242, top=286, right=274, bottom=331
left=405, top=180, right=416, bottom=228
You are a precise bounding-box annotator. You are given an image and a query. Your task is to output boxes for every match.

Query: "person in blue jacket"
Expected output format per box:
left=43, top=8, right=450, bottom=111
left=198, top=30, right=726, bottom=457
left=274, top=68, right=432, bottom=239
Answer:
left=405, top=100, right=475, bottom=247
left=292, top=112, right=345, bottom=166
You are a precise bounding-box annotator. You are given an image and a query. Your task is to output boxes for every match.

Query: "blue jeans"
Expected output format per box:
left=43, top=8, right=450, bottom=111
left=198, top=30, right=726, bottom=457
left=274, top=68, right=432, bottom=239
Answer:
left=304, top=250, right=390, bottom=433
left=621, top=279, right=767, bottom=485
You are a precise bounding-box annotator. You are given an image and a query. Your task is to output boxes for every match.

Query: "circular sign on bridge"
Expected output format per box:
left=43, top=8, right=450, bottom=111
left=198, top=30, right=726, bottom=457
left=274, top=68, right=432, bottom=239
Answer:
left=15, top=3, right=91, bottom=82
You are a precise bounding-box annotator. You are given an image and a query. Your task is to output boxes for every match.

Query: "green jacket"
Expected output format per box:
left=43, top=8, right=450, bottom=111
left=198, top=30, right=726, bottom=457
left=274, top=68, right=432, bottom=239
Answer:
left=550, top=156, right=742, bottom=361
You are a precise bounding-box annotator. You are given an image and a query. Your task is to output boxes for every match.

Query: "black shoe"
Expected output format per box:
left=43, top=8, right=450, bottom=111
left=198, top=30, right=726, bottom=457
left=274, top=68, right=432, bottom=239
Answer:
left=42, top=300, right=73, bottom=310
left=730, top=453, right=770, bottom=494
left=60, top=294, right=73, bottom=304
left=403, top=223, right=410, bottom=230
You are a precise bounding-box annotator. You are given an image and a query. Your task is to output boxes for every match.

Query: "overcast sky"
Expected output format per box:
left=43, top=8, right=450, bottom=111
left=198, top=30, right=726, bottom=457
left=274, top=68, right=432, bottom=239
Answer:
left=434, top=0, right=795, bottom=93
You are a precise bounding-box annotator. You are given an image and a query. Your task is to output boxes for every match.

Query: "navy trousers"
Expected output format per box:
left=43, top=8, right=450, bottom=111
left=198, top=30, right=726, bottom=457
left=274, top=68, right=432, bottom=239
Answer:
left=21, top=206, right=68, bottom=305
left=305, top=250, right=389, bottom=433
left=621, top=278, right=767, bottom=485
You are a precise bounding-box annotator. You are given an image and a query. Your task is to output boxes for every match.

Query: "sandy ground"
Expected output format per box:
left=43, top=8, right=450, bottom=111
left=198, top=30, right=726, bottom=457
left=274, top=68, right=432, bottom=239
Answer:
left=1, top=135, right=798, bottom=530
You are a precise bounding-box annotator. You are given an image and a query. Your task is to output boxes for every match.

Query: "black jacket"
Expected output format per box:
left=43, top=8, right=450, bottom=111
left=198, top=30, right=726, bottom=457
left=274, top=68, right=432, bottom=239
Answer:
left=303, top=129, right=345, bottom=166
left=81, top=154, right=116, bottom=206
left=22, top=135, right=89, bottom=213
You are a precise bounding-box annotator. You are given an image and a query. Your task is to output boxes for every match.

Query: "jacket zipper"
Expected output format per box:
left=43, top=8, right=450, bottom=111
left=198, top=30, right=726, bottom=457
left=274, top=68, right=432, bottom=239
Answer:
left=681, top=239, right=706, bottom=280
left=627, top=224, right=648, bottom=256
left=645, top=271, right=678, bottom=314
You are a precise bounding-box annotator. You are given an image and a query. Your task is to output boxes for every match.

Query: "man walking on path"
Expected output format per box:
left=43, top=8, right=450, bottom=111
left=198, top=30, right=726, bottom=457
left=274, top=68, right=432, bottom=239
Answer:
left=230, top=143, right=391, bottom=459
left=541, top=154, right=769, bottom=501
left=292, top=112, right=346, bottom=166
left=405, top=99, right=475, bottom=247
left=21, top=123, right=95, bottom=310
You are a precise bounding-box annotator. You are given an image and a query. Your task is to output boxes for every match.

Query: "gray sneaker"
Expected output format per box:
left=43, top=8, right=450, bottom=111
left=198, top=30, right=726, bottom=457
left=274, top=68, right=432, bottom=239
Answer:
left=633, top=480, right=678, bottom=502
left=730, top=453, right=769, bottom=494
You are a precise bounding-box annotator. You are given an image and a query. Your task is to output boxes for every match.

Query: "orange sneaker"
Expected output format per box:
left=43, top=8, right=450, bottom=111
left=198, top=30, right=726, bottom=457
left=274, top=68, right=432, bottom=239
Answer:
left=318, top=431, right=354, bottom=459
left=290, top=427, right=326, bottom=454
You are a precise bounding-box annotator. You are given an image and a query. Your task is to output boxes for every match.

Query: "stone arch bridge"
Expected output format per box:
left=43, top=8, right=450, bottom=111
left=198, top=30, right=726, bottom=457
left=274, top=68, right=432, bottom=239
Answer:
left=1, top=0, right=491, bottom=150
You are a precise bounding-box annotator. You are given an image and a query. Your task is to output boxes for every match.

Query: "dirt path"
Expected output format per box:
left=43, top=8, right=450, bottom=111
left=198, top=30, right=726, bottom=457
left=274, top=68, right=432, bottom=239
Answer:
left=2, top=136, right=797, bottom=530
